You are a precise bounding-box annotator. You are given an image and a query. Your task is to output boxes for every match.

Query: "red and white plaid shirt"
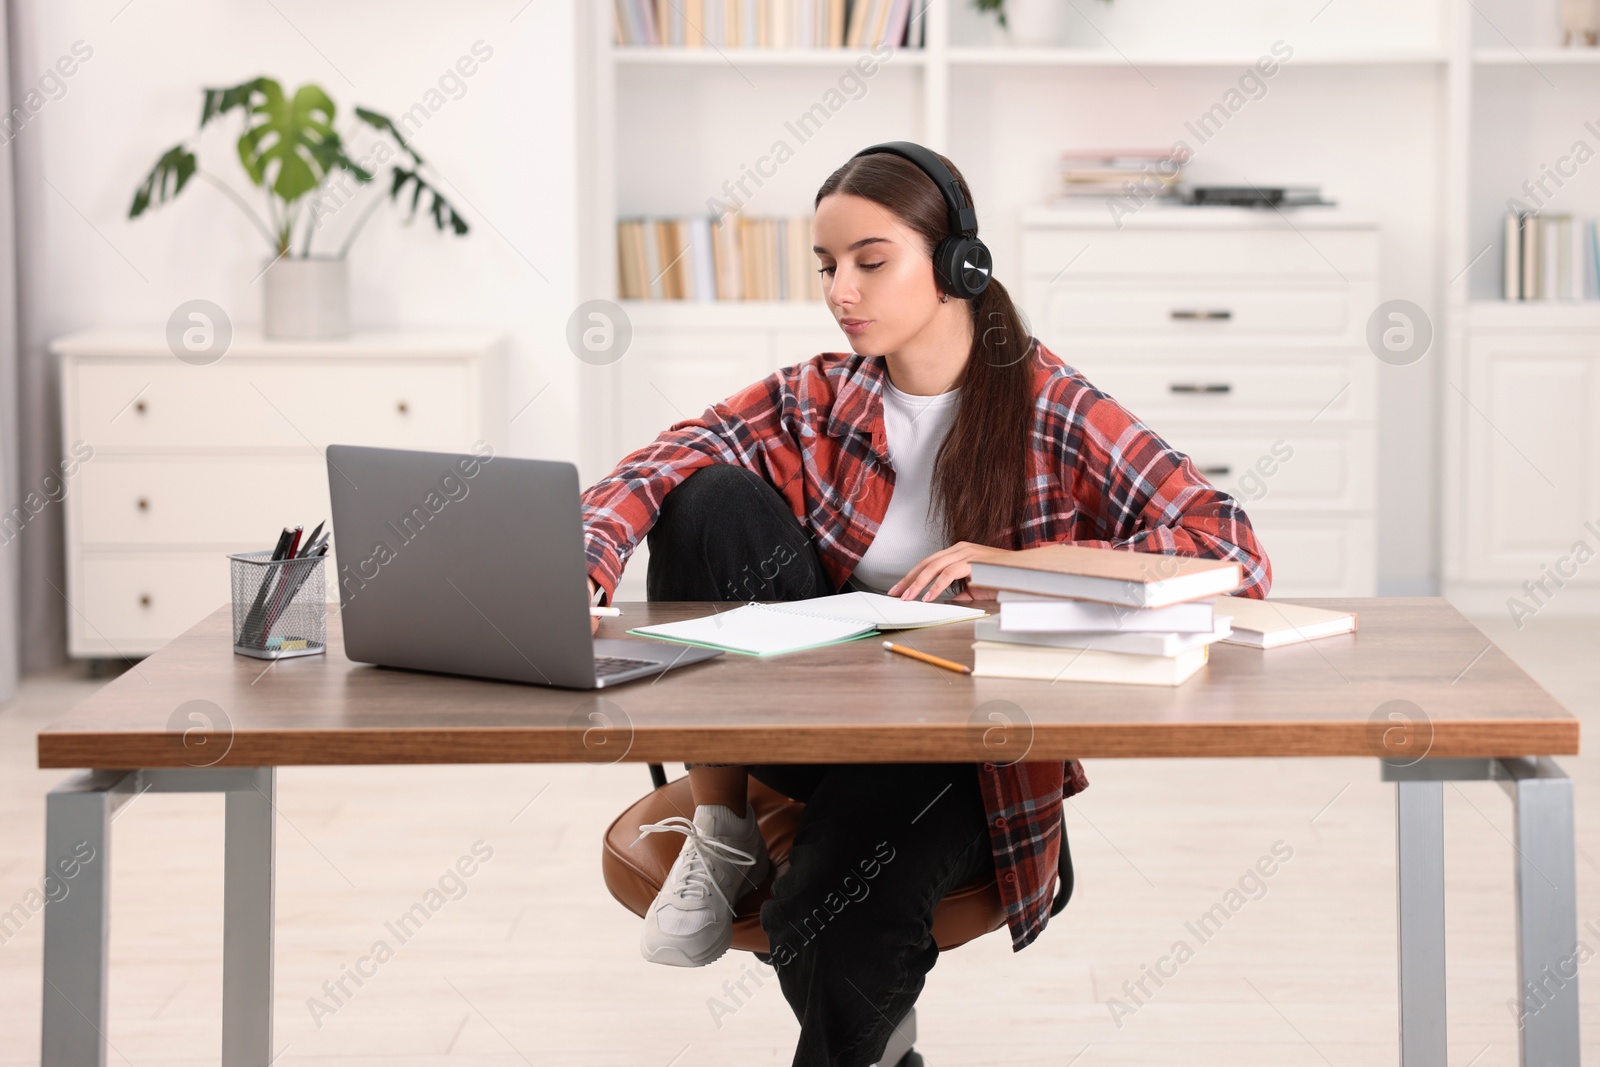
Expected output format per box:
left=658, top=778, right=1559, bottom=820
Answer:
left=582, top=337, right=1272, bottom=951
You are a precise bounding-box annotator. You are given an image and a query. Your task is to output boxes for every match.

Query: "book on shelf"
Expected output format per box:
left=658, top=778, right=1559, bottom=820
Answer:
left=613, top=0, right=924, bottom=49
left=1054, top=147, right=1188, bottom=200
left=617, top=215, right=825, bottom=301
left=1503, top=210, right=1600, bottom=301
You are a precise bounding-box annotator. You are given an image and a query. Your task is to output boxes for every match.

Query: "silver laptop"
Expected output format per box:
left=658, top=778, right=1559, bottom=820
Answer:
left=325, top=444, right=722, bottom=689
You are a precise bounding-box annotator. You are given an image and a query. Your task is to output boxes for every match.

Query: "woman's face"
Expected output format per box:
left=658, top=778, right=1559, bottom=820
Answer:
left=813, top=193, right=944, bottom=357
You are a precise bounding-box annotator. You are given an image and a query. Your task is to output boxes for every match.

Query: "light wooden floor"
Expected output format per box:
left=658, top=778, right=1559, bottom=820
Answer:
left=1, top=608, right=1596, bottom=1066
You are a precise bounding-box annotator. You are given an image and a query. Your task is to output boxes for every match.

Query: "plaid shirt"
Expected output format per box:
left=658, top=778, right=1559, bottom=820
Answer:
left=581, top=337, right=1272, bottom=951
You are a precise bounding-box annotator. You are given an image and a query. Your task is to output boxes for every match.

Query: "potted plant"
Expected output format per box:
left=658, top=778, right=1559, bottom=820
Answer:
left=972, top=0, right=1111, bottom=48
left=130, top=77, right=469, bottom=340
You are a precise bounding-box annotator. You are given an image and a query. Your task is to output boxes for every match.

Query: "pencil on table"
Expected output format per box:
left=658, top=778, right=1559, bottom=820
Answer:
left=882, top=640, right=972, bottom=675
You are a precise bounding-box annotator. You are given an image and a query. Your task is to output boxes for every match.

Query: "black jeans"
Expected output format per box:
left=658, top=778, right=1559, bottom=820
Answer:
left=646, top=463, right=995, bottom=1067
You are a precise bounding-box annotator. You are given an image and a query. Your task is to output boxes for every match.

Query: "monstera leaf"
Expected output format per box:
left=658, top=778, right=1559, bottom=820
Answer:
left=230, top=79, right=343, bottom=205
left=130, top=75, right=470, bottom=257
left=129, top=145, right=196, bottom=217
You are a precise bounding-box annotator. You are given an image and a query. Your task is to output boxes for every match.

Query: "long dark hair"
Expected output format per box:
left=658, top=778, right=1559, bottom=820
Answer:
left=814, top=150, right=1036, bottom=556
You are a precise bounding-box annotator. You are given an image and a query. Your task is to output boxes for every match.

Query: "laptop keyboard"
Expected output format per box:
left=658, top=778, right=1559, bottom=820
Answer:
left=594, top=654, right=663, bottom=678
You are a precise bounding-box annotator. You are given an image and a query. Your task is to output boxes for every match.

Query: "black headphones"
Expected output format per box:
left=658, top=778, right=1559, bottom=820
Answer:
left=849, top=140, right=993, bottom=301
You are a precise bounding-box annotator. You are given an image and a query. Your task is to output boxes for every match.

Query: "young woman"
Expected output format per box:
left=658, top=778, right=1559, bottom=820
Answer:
left=580, top=142, right=1271, bottom=1066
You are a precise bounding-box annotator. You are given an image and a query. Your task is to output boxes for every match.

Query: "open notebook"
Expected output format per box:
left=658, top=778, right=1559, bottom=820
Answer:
left=627, top=591, right=988, bottom=656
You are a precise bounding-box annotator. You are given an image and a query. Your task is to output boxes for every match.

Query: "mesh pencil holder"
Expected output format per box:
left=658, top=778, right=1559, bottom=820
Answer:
left=229, top=550, right=327, bottom=660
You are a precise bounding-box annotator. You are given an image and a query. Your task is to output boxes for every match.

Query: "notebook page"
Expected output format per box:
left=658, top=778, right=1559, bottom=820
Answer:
left=628, top=603, right=873, bottom=656
left=762, top=591, right=988, bottom=629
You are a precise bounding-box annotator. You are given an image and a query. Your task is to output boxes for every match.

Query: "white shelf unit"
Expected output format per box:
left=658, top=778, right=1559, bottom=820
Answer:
left=1020, top=205, right=1380, bottom=596
left=579, top=0, right=1600, bottom=602
left=1442, top=0, right=1600, bottom=611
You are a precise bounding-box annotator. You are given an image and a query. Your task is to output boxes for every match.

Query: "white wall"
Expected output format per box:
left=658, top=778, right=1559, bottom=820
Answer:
left=12, top=0, right=580, bottom=665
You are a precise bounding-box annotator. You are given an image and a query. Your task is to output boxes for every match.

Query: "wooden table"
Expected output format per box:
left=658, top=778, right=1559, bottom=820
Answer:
left=37, top=598, right=1581, bottom=1066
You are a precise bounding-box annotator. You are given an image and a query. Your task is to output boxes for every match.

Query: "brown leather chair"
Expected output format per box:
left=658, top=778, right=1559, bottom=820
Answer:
left=602, top=763, right=1075, bottom=1067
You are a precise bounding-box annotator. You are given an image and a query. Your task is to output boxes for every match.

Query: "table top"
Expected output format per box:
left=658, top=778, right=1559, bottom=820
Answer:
left=37, top=598, right=1578, bottom=770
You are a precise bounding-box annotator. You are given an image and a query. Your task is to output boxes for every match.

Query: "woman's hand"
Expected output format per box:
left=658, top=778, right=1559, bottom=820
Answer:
left=588, top=577, right=600, bottom=634
left=888, top=542, right=1011, bottom=602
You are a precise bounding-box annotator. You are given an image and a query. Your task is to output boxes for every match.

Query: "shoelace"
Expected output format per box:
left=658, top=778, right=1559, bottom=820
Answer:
left=630, top=816, right=758, bottom=909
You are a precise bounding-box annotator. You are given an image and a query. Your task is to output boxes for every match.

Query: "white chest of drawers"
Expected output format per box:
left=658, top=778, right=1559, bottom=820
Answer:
left=53, top=329, right=506, bottom=659
left=1020, top=206, right=1380, bottom=596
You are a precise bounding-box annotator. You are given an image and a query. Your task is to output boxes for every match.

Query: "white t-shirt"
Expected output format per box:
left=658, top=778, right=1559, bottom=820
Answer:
left=849, top=377, right=961, bottom=601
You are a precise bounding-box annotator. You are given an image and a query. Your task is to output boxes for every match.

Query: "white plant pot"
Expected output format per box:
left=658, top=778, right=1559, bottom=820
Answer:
left=262, top=256, right=349, bottom=340
left=1001, top=0, right=1063, bottom=47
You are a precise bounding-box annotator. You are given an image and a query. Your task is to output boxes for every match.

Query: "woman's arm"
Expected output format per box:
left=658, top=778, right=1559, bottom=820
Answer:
left=889, top=370, right=1273, bottom=603
left=581, top=371, right=793, bottom=606
left=1053, top=372, right=1273, bottom=598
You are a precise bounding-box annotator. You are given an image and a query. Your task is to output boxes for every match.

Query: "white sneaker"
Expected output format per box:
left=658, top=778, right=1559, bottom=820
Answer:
left=634, top=803, right=772, bottom=967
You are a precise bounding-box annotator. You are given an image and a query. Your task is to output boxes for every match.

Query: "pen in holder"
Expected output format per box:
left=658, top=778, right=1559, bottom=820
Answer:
left=229, top=549, right=327, bottom=659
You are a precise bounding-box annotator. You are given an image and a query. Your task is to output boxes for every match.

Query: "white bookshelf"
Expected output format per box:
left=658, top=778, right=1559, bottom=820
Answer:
left=1442, top=0, right=1600, bottom=611
left=579, top=0, right=1600, bottom=602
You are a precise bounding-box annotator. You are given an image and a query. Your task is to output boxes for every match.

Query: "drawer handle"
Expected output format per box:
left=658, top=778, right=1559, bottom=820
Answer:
left=396, top=400, right=410, bottom=415
left=136, top=497, right=150, bottom=512
left=1170, top=309, right=1232, bottom=321
left=138, top=594, right=152, bottom=608
left=1169, top=382, right=1233, bottom=394
left=1198, top=465, right=1232, bottom=478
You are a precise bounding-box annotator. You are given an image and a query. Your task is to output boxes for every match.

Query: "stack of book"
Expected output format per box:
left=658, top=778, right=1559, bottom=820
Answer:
left=614, top=0, right=925, bottom=49
left=1502, top=211, right=1600, bottom=301
left=1052, top=148, right=1189, bottom=201
left=617, top=215, right=823, bottom=302
left=967, top=545, right=1358, bottom=685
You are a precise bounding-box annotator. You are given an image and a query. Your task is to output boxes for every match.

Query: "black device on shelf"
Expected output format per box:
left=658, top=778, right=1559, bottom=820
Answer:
left=1181, top=185, right=1336, bottom=208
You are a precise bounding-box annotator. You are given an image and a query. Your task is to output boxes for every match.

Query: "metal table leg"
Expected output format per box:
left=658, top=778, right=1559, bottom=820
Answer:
left=224, top=768, right=276, bottom=1066
left=1396, top=778, right=1447, bottom=1067
left=1383, top=757, right=1582, bottom=1067
left=1498, top=757, right=1580, bottom=1067
left=40, top=767, right=276, bottom=1067
left=40, top=770, right=137, bottom=1067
